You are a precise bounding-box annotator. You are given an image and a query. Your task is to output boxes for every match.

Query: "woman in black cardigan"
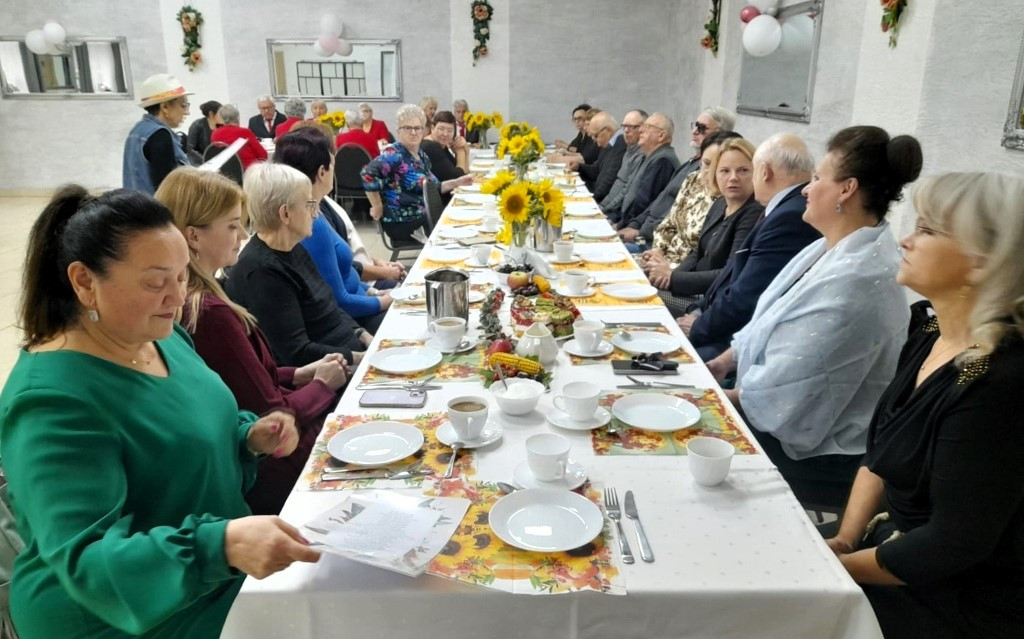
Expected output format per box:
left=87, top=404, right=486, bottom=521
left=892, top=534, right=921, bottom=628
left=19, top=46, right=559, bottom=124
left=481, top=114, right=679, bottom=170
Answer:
left=826, top=172, right=1024, bottom=638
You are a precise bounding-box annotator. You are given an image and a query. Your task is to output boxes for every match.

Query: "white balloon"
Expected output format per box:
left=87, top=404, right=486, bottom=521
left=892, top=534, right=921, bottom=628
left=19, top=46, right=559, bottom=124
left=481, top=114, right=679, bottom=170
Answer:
left=312, top=41, right=332, bottom=57
left=318, top=33, right=339, bottom=54
left=750, top=0, right=777, bottom=11
left=42, top=21, right=66, bottom=45
left=743, top=15, right=782, bottom=57
left=25, top=30, right=49, bottom=55
left=319, top=14, right=343, bottom=37
left=44, top=43, right=63, bottom=56
left=780, top=14, right=815, bottom=55
left=335, top=38, right=353, bottom=56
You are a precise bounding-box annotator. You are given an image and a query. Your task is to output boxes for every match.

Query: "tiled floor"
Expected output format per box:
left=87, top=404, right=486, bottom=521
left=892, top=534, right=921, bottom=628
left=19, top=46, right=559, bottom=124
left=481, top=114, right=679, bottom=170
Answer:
left=0, top=195, right=391, bottom=388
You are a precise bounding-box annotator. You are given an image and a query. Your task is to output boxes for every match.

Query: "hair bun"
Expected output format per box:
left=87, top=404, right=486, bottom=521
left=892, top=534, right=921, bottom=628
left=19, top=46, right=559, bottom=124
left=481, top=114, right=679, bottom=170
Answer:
left=887, top=135, right=923, bottom=188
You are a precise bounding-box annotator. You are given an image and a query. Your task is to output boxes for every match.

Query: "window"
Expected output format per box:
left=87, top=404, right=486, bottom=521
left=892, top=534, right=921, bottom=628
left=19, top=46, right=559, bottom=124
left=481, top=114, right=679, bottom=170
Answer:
left=0, top=36, right=131, bottom=98
left=295, top=60, right=366, bottom=97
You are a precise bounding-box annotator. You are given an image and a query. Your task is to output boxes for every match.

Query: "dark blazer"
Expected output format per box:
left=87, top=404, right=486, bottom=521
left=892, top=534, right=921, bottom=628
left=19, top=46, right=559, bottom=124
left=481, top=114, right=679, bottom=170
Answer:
left=669, top=194, right=763, bottom=298
left=580, top=135, right=626, bottom=202
left=247, top=111, right=287, bottom=139
left=689, top=184, right=820, bottom=351
left=627, top=156, right=701, bottom=240
left=612, top=144, right=679, bottom=226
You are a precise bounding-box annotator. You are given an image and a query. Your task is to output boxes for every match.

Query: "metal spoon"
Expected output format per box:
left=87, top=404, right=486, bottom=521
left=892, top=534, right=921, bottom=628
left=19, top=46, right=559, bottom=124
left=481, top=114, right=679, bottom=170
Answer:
left=494, top=364, right=509, bottom=391
left=443, top=441, right=464, bottom=479
left=497, top=482, right=519, bottom=495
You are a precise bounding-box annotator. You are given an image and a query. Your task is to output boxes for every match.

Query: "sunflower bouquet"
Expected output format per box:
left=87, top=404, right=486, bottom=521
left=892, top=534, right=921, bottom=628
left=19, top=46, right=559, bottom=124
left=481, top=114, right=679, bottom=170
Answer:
left=481, top=170, right=565, bottom=249
left=496, top=121, right=545, bottom=173
left=466, top=111, right=504, bottom=147
left=317, top=110, right=347, bottom=134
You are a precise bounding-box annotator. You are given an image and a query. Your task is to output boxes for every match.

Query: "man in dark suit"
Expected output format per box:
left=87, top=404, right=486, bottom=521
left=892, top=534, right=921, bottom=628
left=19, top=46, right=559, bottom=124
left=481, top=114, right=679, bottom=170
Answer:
left=606, top=112, right=679, bottom=227
left=248, top=95, right=286, bottom=139
left=679, top=133, right=820, bottom=361
left=453, top=99, right=480, bottom=145
left=574, top=111, right=624, bottom=199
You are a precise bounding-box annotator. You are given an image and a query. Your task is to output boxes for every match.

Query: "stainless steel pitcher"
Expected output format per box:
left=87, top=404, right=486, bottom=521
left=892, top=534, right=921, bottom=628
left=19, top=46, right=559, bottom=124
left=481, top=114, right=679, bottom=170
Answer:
left=424, top=268, right=470, bottom=322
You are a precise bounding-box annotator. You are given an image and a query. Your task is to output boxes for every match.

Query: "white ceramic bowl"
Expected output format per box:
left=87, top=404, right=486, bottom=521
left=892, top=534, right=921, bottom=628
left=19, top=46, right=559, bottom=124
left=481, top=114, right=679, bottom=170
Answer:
left=491, top=378, right=545, bottom=415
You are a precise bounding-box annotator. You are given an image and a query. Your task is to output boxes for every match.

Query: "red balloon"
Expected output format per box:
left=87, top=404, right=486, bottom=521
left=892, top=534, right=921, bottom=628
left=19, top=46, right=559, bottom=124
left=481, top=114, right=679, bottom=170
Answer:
left=740, top=5, right=761, bottom=23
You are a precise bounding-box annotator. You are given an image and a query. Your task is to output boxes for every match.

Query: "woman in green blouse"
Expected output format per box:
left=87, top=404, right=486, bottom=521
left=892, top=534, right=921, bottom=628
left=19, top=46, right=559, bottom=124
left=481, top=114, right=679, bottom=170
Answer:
left=0, top=187, right=320, bottom=638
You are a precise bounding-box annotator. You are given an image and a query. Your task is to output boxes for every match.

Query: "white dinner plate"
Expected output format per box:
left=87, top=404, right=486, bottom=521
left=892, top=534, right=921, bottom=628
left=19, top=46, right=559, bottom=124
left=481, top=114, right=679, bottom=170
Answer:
left=368, top=346, right=443, bottom=374
left=489, top=489, right=603, bottom=552
left=465, top=256, right=498, bottom=268
left=573, top=223, right=617, bottom=239
left=391, top=286, right=425, bottom=303
left=601, top=283, right=659, bottom=300
left=439, top=227, right=478, bottom=240
left=467, top=290, right=486, bottom=303
left=455, top=193, right=497, bottom=204
left=458, top=184, right=483, bottom=193
left=564, top=203, right=601, bottom=217
left=447, top=209, right=484, bottom=222
left=610, top=330, right=682, bottom=355
left=554, top=285, right=596, bottom=298
left=581, top=251, right=628, bottom=264
left=546, top=407, right=612, bottom=431
left=425, top=246, right=472, bottom=263
left=326, top=422, right=424, bottom=466
left=513, top=459, right=588, bottom=490
left=549, top=255, right=582, bottom=265
left=562, top=339, right=614, bottom=358
left=611, top=394, right=702, bottom=432
left=436, top=420, right=503, bottom=448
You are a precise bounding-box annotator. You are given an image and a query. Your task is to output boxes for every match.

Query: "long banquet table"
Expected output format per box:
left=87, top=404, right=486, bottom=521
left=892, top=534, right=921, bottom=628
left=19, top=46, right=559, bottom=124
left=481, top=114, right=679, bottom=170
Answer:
left=221, top=159, right=882, bottom=639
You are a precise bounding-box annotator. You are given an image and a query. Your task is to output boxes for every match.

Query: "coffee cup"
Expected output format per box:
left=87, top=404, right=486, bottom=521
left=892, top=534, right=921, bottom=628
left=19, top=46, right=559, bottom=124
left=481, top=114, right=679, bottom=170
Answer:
left=526, top=433, right=570, bottom=481
left=572, top=319, right=605, bottom=353
left=553, top=381, right=600, bottom=422
left=447, top=396, right=489, bottom=441
left=471, top=244, right=493, bottom=265
left=553, top=240, right=575, bottom=261
left=563, top=269, right=594, bottom=294
left=686, top=437, right=735, bottom=487
left=481, top=214, right=501, bottom=232
left=429, top=316, right=467, bottom=350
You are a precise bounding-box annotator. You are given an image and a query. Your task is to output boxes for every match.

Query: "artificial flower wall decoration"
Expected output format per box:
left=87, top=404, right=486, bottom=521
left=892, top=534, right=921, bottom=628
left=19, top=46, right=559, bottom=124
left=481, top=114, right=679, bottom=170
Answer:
left=176, top=5, right=204, bottom=71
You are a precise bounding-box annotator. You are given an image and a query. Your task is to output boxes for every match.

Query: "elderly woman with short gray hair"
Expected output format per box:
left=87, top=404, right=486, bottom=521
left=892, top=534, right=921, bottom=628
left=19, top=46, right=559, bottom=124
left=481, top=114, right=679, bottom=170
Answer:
left=223, top=162, right=370, bottom=367
left=209, top=103, right=269, bottom=169
left=360, top=104, right=472, bottom=244
left=273, top=97, right=307, bottom=140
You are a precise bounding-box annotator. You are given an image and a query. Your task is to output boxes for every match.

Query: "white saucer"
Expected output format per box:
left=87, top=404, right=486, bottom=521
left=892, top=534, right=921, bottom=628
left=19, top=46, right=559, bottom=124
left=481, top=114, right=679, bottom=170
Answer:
left=562, top=339, right=614, bottom=358
left=467, top=290, right=486, bottom=303
left=513, top=459, right=588, bottom=490
left=464, top=257, right=498, bottom=268
left=436, top=420, right=503, bottom=448
left=425, top=336, right=478, bottom=354
left=391, top=286, right=426, bottom=304
left=546, top=407, right=612, bottom=431
left=555, top=285, right=596, bottom=298
left=549, top=255, right=582, bottom=265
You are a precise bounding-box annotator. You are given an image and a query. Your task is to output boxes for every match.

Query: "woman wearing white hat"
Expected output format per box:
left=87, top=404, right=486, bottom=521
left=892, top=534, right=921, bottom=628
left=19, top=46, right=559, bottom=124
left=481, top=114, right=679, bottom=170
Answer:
left=122, top=73, right=194, bottom=195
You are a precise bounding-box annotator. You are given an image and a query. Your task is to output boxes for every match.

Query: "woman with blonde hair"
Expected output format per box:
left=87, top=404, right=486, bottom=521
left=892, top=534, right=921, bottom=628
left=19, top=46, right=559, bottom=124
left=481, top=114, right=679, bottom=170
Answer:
left=419, top=95, right=438, bottom=135
left=823, top=172, right=1024, bottom=637
left=156, top=167, right=347, bottom=515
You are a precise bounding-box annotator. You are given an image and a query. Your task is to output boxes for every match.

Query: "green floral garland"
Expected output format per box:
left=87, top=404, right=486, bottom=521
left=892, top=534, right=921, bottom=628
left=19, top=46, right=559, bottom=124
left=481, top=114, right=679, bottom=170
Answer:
left=881, top=0, right=908, bottom=48
left=176, top=5, right=204, bottom=71
left=471, top=0, right=494, bottom=65
left=701, top=0, right=722, bottom=57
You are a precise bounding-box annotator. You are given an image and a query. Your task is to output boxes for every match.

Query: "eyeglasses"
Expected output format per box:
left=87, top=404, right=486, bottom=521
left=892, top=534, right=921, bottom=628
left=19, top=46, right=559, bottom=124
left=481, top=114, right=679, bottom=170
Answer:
left=399, top=125, right=424, bottom=133
left=589, top=126, right=612, bottom=137
left=621, top=123, right=642, bottom=131
left=300, top=199, right=317, bottom=213
left=572, top=116, right=586, bottom=123
left=691, top=121, right=709, bottom=134
left=179, top=101, right=191, bottom=110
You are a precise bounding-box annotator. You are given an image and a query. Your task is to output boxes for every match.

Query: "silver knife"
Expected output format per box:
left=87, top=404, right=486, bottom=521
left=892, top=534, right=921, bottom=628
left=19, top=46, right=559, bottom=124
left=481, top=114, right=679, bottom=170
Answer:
left=603, top=322, right=664, bottom=328
left=624, top=491, right=654, bottom=562
left=320, top=469, right=432, bottom=482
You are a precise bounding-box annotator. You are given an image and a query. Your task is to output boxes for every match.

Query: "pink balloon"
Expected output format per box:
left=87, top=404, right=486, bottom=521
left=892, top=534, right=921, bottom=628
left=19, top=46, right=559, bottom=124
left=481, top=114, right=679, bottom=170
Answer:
left=740, top=5, right=761, bottom=23
left=317, top=33, right=339, bottom=55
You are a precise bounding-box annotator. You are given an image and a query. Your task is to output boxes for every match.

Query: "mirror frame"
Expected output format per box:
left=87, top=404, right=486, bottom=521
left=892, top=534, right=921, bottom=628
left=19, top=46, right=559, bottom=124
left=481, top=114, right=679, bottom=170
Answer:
left=736, top=0, right=823, bottom=123
left=1002, top=35, right=1024, bottom=151
left=0, top=35, right=133, bottom=100
left=266, top=38, right=402, bottom=102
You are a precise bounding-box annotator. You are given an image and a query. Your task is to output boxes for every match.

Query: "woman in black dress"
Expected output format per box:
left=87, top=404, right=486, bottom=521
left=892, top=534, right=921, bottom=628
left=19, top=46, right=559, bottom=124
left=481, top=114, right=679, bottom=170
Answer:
left=826, top=172, right=1024, bottom=638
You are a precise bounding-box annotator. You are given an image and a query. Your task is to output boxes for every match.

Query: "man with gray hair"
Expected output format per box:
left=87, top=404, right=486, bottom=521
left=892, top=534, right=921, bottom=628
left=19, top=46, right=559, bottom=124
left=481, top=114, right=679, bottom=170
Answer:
left=619, top=106, right=736, bottom=247
left=606, top=112, right=679, bottom=228
left=600, top=109, right=648, bottom=212
left=248, top=95, right=286, bottom=138
left=452, top=98, right=479, bottom=144
left=577, top=111, right=626, bottom=201
left=681, top=132, right=821, bottom=361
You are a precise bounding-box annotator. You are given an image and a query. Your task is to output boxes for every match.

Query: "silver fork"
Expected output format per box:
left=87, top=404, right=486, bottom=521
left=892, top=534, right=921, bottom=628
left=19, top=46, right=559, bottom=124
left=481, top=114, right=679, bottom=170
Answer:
left=603, top=488, right=635, bottom=564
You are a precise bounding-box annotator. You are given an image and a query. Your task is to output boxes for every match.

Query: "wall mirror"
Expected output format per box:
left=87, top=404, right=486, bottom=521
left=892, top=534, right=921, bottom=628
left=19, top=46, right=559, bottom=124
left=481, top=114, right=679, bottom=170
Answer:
left=736, top=0, right=823, bottom=122
left=0, top=36, right=131, bottom=99
left=267, top=39, right=401, bottom=101
left=1002, top=36, right=1024, bottom=150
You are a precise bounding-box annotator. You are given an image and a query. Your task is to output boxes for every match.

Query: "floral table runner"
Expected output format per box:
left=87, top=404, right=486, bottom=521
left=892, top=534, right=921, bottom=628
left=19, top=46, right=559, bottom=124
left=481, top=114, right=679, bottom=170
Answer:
left=567, top=325, right=695, bottom=366
left=360, top=339, right=486, bottom=384
left=300, top=412, right=475, bottom=490
left=548, top=258, right=642, bottom=272
left=423, top=479, right=626, bottom=595
left=591, top=388, right=758, bottom=456
left=566, top=283, right=664, bottom=307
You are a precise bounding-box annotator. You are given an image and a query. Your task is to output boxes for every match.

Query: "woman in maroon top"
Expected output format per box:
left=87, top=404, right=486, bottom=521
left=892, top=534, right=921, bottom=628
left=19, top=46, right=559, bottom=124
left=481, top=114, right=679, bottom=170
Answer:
left=155, top=167, right=348, bottom=515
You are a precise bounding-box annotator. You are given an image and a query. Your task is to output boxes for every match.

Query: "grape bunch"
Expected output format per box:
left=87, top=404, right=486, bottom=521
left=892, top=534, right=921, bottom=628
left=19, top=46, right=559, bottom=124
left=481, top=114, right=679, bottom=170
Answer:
left=513, top=284, right=540, bottom=296
left=495, top=263, right=533, bottom=274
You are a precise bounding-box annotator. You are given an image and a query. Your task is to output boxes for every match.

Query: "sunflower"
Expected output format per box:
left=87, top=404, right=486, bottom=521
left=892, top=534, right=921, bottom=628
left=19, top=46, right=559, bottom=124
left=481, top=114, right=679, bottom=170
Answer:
left=499, top=182, right=531, bottom=224
left=537, top=179, right=565, bottom=226
left=529, top=132, right=545, bottom=153
left=495, top=138, right=508, bottom=159
left=491, top=112, right=504, bottom=128
left=481, top=170, right=515, bottom=195
left=500, top=122, right=514, bottom=140
left=494, top=221, right=512, bottom=245
left=506, top=135, right=528, bottom=157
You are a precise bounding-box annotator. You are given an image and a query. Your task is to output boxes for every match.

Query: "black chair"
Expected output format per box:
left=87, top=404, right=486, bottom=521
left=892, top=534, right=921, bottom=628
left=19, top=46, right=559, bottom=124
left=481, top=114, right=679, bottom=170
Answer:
left=423, top=180, right=444, bottom=230
left=377, top=220, right=424, bottom=265
left=333, top=143, right=372, bottom=219
left=202, top=142, right=244, bottom=186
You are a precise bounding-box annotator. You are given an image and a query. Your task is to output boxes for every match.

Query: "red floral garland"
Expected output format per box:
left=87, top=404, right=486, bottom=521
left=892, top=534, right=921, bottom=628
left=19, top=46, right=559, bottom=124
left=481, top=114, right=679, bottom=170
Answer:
left=471, top=1, right=494, bottom=64
left=881, top=0, right=908, bottom=48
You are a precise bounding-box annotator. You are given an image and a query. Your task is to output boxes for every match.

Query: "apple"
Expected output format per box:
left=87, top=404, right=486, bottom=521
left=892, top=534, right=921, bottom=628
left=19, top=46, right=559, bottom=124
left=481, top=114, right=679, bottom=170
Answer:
left=507, top=271, right=531, bottom=290
left=486, top=338, right=513, bottom=356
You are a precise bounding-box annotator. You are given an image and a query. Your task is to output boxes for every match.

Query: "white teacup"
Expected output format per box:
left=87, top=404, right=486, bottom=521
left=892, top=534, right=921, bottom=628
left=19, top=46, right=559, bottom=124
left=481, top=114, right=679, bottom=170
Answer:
left=573, top=319, right=605, bottom=353
left=553, top=381, right=600, bottom=422
left=553, top=240, right=575, bottom=261
left=483, top=200, right=498, bottom=214
left=481, top=214, right=500, bottom=232
left=526, top=433, right=571, bottom=481
left=429, top=316, right=466, bottom=350
left=686, top=437, right=736, bottom=487
left=563, top=269, right=594, bottom=294
left=471, top=244, right=493, bottom=265
left=448, top=396, right=489, bottom=441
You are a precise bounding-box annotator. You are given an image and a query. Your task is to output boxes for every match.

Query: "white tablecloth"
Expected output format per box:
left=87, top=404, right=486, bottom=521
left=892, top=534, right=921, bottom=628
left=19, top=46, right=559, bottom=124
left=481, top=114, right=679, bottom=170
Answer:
left=221, top=166, right=882, bottom=638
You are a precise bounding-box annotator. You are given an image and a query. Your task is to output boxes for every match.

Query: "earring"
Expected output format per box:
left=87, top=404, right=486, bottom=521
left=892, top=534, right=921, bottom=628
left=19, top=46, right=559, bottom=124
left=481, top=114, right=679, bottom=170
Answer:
left=88, top=309, right=100, bottom=322
left=835, top=201, right=843, bottom=213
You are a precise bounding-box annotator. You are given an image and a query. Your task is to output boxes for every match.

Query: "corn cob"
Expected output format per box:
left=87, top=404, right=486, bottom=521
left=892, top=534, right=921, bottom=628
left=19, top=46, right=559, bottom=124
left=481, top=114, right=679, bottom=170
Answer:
left=487, top=352, right=542, bottom=375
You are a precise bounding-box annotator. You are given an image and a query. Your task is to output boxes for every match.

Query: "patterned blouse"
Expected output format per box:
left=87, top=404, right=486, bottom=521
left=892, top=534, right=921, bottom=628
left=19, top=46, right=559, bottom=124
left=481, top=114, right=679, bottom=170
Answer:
left=652, top=171, right=715, bottom=268
left=360, top=142, right=440, bottom=225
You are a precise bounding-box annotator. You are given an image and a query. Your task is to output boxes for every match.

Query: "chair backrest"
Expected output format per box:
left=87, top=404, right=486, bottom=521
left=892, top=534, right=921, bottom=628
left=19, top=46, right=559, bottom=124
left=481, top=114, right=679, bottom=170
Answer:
left=423, top=180, right=443, bottom=233
left=334, top=143, right=372, bottom=192
left=0, top=468, right=24, bottom=639
left=202, top=141, right=228, bottom=163
left=201, top=142, right=244, bottom=186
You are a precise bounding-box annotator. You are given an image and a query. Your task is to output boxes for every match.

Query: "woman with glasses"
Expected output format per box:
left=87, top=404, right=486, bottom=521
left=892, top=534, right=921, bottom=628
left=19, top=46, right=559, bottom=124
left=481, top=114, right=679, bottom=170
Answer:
left=223, top=162, right=370, bottom=367
left=554, top=103, right=599, bottom=164
left=823, top=172, right=1024, bottom=638
left=123, top=73, right=194, bottom=195
left=361, top=104, right=471, bottom=245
